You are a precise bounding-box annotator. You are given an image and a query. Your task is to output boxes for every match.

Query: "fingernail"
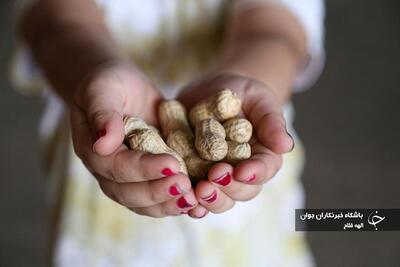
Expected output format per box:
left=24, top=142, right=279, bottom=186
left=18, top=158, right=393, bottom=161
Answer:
left=201, top=190, right=218, bottom=203
left=197, top=213, right=207, bottom=219
left=213, top=173, right=231, bottom=186
left=93, top=129, right=107, bottom=152
left=290, top=142, right=295, bottom=152
left=162, top=168, right=175, bottom=176
left=169, top=184, right=182, bottom=196
left=246, top=174, right=257, bottom=183
left=194, top=211, right=207, bottom=219
left=95, top=129, right=107, bottom=141
left=177, top=196, right=193, bottom=209
left=286, top=129, right=295, bottom=152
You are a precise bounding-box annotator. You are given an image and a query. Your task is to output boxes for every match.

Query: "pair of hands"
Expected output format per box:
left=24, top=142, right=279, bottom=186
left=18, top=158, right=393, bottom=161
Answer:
left=71, top=63, right=294, bottom=218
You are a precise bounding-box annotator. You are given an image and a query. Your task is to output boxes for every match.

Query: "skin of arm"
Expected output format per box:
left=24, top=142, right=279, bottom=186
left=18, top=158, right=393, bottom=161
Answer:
left=20, top=0, right=200, bottom=217
left=20, top=0, right=125, bottom=104
left=180, top=5, right=308, bottom=216
left=19, top=1, right=309, bottom=217
left=21, top=1, right=306, bottom=105
left=215, top=4, right=308, bottom=104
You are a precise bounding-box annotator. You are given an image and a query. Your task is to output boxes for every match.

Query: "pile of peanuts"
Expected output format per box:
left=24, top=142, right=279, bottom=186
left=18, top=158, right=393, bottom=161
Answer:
left=124, top=89, right=253, bottom=180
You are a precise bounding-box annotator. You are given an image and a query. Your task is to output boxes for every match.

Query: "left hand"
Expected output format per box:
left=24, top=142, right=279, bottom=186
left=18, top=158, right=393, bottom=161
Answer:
left=177, top=73, right=294, bottom=218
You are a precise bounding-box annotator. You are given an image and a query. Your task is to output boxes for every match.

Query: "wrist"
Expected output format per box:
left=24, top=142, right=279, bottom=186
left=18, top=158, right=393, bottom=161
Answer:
left=21, top=2, right=128, bottom=105
left=38, top=31, right=128, bottom=105
left=214, top=37, right=299, bottom=104
left=72, top=60, right=142, bottom=107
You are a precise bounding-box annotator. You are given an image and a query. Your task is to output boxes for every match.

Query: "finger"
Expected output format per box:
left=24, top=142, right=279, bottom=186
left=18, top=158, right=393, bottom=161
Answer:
left=71, top=106, right=182, bottom=182
left=109, top=150, right=183, bottom=183
left=234, top=142, right=283, bottom=185
left=188, top=205, right=209, bottom=219
left=90, top=109, right=125, bottom=156
left=177, top=72, right=249, bottom=107
left=130, top=190, right=198, bottom=218
left=76, top=71, right=127, bottom=156
left=208, top=162, right=262, bottom=201
left=178, top=75, right=294, bottom=153
left=223, top=183, right=262, bottom=202
left=207, top=162, right=234, bottom=187
left=239, top=81, right=294, bottom=154
left=71, top=103, right=94, bottom=161
left=98, top=173, right=192, bottom=208
left=194, top=180, right=235, bottom=214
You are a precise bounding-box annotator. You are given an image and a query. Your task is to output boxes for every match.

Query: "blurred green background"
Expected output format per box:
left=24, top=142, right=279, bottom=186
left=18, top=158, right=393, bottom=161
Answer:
left=1, top=1, right=400, bottom=266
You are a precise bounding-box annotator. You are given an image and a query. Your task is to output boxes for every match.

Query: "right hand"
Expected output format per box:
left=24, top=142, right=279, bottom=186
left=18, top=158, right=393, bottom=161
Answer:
left=70, top=63, right=198, bottom=217
left=178, top=73, right=292, bottom=217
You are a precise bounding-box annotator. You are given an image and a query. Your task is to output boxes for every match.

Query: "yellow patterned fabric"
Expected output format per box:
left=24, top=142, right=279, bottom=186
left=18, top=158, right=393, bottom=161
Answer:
left=11, top=0, right=323, bottom=266
left=50, top=113, right=313, bottom=267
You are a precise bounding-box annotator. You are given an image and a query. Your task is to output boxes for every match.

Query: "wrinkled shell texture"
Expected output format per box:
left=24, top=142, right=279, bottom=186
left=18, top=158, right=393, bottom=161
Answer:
left=125, top=120, right=188, bottom=174
left=125, top=88, right=251, bottom=178
left=128, top=129, right=170, bottom=153
left=195, top=118, right=228, bottom=161
left=188, top=102, right=213, bottom=127
left=189, top=89, right=242, bottom=126
left=185, top=155, right=213, bottom=178
left=166, top=130, right=195, bottom=158
left=158, top=100, right=192, bottom=137
left=223, top=118, right=253, bottom=143
left=213, top=89, right=242, bottom=121
left=225, top=141, right=251, bottom=163
left=157, top=102, right=212, bottom=178
left=124, top=116, right=150, bottom=135
left=165, top=129, right=213, bottom=178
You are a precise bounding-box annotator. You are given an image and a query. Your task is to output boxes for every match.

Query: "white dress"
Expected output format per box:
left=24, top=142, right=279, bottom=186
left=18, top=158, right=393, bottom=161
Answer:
left=11, top=1, right=325, bottom=266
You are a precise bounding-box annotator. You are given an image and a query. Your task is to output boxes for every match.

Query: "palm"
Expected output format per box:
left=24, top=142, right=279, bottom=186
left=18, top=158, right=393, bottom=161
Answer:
left=72, top=65, right=163, bottom=156
left=106, top=69, right=162, bottom=127
left=178, top=73, right=292, bottom=153
left=71, top=65, right=198, bottom=218
left=176, top=73, right=294, bottom=216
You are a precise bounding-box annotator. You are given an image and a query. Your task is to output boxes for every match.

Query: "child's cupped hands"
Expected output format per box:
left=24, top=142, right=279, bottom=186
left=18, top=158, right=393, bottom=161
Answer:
left=70, top=66, right=293, bottom=219
left=70, top=63, right=198, bottom=217
left=178, top=73, right=294, bottom=218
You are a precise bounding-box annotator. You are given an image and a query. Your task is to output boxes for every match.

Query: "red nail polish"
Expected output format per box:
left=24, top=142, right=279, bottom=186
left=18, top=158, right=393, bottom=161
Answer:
left=246, top=174, right=256, bottom=183
left=286, top=130, right=295, bottom=152
left=196, top=212, right=207, bottom=219
left=202, top=190, right=218, bottom=203
left=95, top=129, right=107, bottom=141
left=213, top=173, right=231, bottom=186
left=169, top=185, right=181, bottom=196
left=177, top=196, right=193, bottom=209
left=162, top=168, right=175, bottom=176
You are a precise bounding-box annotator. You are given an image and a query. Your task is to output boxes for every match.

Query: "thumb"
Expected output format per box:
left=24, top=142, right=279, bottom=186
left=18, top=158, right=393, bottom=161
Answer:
left=90, top=107, right=125, bottom=156
left=241, top=85, right=294, bottom=154
left=78, top=78, right=126, bottom=156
